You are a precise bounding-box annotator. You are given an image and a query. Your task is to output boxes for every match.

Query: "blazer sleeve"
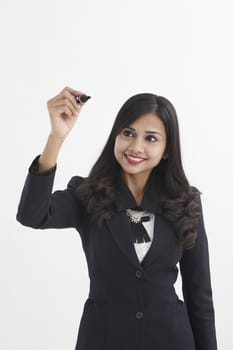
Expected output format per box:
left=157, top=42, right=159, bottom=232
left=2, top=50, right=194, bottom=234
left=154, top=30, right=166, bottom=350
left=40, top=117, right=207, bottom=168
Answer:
left=16, top=155, right=87, bottom=232
left=179, top=195, right=218, bottom=350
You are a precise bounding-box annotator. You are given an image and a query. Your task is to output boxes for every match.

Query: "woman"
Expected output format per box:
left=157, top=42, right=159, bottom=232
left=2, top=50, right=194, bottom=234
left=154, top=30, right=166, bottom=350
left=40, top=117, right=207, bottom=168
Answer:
left=16, top=86, right=218, bottom=350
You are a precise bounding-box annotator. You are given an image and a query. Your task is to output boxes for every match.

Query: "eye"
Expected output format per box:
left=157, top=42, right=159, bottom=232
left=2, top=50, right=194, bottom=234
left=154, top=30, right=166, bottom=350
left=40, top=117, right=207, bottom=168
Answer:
left=145, top=135, right=158, bottom=142
left=122, top=129, right=134, bottom=137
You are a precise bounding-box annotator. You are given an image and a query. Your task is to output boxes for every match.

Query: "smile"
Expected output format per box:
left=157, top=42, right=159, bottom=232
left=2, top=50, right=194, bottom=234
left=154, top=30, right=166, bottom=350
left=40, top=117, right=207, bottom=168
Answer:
left=124, top=154, right=146, bottom=165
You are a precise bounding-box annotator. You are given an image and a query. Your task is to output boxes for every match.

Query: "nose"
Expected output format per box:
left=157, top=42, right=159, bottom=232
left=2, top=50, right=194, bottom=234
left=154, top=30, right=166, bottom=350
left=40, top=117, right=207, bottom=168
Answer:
left=128, top=137, right=144, bottom=154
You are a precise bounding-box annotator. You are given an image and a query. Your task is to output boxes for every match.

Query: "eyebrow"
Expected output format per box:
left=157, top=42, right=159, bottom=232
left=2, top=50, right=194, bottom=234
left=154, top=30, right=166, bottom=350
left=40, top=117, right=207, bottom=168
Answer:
left=126, top=126, right=162, bottom=136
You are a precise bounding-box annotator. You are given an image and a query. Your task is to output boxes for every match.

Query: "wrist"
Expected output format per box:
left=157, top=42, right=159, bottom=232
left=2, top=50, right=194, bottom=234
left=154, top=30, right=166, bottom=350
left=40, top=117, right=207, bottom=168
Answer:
left=48, top=132, right=66, bottom=144
left=37, top=133, right=64, bottom=172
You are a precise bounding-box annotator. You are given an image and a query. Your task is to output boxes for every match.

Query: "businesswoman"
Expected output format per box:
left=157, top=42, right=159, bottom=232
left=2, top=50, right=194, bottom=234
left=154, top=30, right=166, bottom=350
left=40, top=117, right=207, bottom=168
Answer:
left=16, top=86, right=218, bottom=350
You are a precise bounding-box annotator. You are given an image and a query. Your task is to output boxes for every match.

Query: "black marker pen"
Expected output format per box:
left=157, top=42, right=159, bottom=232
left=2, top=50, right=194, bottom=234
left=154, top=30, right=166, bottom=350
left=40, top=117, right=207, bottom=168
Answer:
left=75, top=94, right=91, bottom=104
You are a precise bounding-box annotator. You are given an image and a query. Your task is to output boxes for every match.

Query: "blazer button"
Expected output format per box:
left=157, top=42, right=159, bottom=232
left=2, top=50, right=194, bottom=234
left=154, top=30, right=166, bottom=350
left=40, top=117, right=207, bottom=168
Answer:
left=136, top=270, right=142, bottom=278
left=136, top=311, right=144, bottom=319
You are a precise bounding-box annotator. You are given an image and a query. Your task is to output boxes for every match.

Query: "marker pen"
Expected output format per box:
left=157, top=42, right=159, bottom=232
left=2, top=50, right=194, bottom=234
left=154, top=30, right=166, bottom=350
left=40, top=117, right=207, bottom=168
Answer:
left=75, top=94, right=91, bottom=104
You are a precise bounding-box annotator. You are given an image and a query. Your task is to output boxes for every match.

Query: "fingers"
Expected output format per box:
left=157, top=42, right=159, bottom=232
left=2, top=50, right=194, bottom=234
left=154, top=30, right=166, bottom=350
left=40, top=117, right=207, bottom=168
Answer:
left=62, top=86, right=87, bottom=109
left=47, top=86, right=85, bottom=118
left=63, top=86, right=85, bottom=97
left=53, top=105, right=77, bottom=119
left=52, top=97, right=80, bottom=117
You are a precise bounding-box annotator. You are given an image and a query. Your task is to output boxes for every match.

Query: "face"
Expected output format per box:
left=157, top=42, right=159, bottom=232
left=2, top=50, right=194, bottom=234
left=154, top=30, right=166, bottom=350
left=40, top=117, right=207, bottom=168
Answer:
left=114, top=112, right=167, bottom=184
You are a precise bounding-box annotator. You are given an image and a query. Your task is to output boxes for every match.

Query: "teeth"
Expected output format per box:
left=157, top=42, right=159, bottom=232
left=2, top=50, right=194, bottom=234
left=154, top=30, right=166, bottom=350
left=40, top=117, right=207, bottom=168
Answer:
left=127, top=155, right=144, bottom=161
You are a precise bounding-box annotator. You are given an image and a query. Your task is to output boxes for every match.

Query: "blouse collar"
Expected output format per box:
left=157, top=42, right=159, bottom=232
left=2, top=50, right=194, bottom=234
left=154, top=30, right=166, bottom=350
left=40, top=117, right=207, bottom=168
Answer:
left=114, top=164, right=164, bottom=215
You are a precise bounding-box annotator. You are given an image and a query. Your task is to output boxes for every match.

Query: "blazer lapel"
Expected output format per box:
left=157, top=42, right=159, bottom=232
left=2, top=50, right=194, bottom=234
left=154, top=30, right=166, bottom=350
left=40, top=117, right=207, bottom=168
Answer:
left=140, top=215, right=163, bottom=268
left=106, top=211, right=165, bottom=270
left=106, top=212, right=143, bottom=270
left=106, top=164, right=166, bottom=270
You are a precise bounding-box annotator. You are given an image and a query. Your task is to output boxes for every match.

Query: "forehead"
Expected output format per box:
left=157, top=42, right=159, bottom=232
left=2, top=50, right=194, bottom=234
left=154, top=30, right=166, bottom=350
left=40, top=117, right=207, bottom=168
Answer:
left=129, top=113, right=165, bottom=133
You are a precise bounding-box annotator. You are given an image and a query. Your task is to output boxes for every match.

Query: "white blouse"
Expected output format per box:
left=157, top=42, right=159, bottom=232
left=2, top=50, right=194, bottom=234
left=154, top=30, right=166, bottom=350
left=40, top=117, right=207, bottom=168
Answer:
left=126, top=209, right=155, bottom=263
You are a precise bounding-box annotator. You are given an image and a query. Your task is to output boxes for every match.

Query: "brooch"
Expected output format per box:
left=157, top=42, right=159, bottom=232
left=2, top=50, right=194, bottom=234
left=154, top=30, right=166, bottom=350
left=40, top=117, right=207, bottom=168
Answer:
left=126, top=209, right=153, bottom=223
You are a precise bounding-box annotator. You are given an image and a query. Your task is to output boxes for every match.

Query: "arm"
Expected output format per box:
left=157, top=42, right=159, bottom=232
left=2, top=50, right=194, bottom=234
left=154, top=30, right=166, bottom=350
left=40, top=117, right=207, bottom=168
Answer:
left=16, top=155, right=87, bottom=231
left=37, top=86, right=86, bottom=172
left=179, top=195, right=218, bottom=350
left=16, top=86, right=89, bottom=231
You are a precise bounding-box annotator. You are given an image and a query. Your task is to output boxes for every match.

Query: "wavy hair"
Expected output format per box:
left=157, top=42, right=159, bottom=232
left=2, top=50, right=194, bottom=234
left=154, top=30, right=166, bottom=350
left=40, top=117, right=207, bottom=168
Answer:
left=76, top=93, right=201, bottom=249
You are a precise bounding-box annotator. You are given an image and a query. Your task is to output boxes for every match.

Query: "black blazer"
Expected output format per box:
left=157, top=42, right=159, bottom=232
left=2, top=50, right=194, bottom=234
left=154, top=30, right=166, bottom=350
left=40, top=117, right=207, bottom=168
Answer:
left=16, top=156, right=218, bottom=350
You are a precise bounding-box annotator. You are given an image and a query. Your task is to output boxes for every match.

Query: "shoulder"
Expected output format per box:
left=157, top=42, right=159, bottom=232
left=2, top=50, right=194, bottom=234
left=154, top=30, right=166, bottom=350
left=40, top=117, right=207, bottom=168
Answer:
left=67, top=176, right=86, bottom=190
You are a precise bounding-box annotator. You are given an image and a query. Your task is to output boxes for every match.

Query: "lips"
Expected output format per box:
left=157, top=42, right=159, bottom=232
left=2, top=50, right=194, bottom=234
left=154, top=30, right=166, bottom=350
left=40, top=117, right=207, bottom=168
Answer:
left=124, top=153, right=146, bottom=165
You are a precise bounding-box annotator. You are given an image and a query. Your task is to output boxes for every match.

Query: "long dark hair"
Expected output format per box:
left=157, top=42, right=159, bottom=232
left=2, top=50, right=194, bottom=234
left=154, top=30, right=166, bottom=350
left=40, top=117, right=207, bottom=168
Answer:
left=76, top=93, right=201, bottom=249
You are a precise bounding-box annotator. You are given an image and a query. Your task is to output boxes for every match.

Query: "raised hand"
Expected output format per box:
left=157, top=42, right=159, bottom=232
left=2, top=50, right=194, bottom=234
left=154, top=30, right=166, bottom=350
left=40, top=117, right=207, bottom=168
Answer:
left=47, top=86, right=86, bottom=140
left=37, top=86, right=89, bottom=172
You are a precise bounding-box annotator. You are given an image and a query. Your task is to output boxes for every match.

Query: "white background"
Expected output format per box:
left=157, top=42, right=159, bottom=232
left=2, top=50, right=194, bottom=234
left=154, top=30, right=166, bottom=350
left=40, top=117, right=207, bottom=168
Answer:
left=0, top=0, right=232, bottom=349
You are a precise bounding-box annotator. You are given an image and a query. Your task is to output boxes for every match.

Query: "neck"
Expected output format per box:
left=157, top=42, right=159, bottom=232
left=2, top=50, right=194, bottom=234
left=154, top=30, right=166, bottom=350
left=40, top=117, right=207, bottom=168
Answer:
left=122, top=171, right=151, bottom=206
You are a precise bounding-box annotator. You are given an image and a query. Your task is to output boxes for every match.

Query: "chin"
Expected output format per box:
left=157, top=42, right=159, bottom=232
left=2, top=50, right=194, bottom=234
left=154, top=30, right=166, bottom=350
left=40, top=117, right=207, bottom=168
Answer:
left=122, top=166, right=150, bottom=176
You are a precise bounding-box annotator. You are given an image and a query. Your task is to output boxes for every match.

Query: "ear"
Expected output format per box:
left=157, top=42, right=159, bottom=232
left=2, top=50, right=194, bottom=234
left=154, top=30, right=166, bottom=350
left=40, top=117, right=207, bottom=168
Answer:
left=162, top=151, right=168, bottom=160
